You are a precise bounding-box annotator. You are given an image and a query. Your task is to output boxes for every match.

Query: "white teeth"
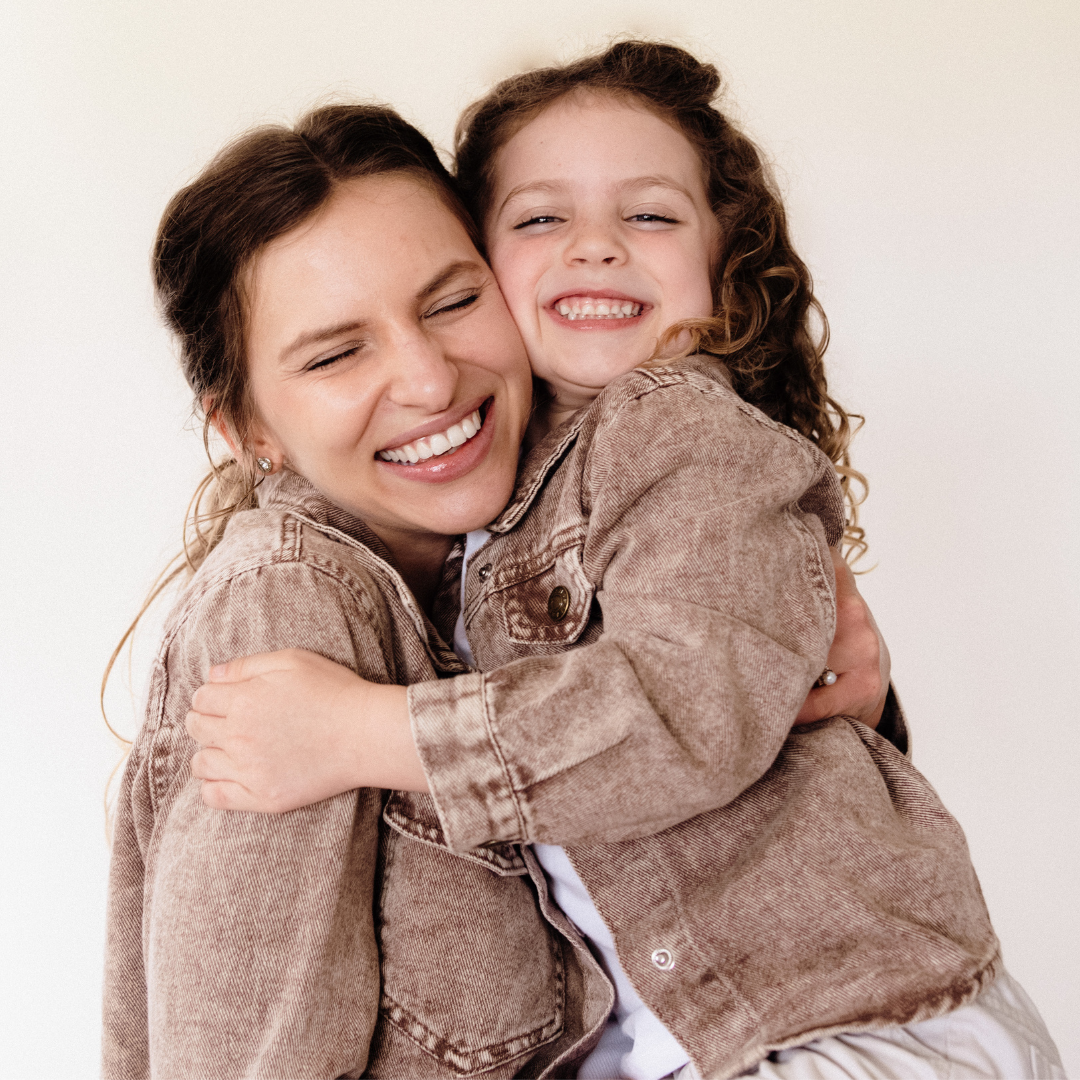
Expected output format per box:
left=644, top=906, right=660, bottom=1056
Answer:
left=380, top=408, right=484, bottom=465
left=555, top=297, right=642, bottom=320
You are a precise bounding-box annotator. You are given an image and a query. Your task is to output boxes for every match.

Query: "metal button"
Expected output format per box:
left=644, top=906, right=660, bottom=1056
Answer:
left=547, top=585, right=570, bottom=622
left=651, top=948, right=674, bottom=971
left=477, top=564, right=492, bottom=582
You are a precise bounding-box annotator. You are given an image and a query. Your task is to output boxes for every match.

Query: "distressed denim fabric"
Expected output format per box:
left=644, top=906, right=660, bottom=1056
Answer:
left=408, top=357, right=1001, bottom=1080
left=102, top=471, right=614, bottom=1080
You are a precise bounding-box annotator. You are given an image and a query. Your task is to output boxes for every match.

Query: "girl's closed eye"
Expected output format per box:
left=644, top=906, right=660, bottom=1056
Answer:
left=513, top=214, right=565, bottom=230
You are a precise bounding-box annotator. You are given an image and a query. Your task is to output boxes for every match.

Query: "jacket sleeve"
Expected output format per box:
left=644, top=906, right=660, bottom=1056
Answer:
left=409, top=383, right=841, bottom=851
left=102, top=560, right=391, bottom=1080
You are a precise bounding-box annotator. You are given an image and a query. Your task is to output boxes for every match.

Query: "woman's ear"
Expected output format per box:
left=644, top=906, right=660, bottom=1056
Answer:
left=202, top=396, right=282, bottom=472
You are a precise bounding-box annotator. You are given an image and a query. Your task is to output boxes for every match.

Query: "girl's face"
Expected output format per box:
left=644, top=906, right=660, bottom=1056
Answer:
left=485, top=92, right=720, bottom=412
left=242, top=174, right=532, bottom=551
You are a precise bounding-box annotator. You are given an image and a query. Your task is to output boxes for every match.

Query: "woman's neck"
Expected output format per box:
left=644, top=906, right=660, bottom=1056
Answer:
left=367, top=525, right=455, bottom=615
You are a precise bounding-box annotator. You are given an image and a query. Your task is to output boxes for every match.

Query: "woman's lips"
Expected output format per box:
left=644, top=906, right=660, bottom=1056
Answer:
left=374, top=398, right=496, bottom=484
left=547, top=293, right=648, bottom=330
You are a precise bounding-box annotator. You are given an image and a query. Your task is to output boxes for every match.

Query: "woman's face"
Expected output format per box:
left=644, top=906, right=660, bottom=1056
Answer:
left=242, top=174, right=533, bottom=551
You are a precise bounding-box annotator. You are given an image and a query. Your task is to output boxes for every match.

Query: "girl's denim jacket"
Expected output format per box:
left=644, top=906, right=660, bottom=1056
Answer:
left=408, top=356, right=1000, bottom=1080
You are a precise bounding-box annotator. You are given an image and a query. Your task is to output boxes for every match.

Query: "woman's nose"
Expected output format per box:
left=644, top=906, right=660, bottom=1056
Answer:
left=385, top=329, right=459, bottom=412
left=563, top=217, right=628, bottom=267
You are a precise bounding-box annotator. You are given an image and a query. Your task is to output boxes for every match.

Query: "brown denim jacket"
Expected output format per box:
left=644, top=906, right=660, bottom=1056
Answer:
left=408, top=357, right=1001, bottom=1080
left=102, top=471, right=614, bottom=1080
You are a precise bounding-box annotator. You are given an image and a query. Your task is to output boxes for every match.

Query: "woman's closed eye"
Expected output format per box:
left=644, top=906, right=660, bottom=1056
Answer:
left=306, top=343, right=363, bottom=372
left=424, top=289, right=482, bottom=319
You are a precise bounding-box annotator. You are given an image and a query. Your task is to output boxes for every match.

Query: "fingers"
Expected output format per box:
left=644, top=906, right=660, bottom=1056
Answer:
left=190, top=745, right=236, bottom=781
left=207, top=648, right=311, bottom=683
left=189, top=679, right=243, bottom=720
left=200, top=780, right=260, bottom=813
left=831, top=547, right=858, bottom=599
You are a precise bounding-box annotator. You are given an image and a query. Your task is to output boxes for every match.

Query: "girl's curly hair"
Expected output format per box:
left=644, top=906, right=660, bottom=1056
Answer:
left=455, top=40, right=867, bottom=560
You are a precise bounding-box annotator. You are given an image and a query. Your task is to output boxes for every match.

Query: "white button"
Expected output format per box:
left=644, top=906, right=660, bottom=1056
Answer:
left=651, top=948, right=674, bottom=970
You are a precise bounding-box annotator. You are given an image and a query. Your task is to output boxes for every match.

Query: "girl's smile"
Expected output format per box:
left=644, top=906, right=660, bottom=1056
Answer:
left=485, top=91, right=720, bottom=413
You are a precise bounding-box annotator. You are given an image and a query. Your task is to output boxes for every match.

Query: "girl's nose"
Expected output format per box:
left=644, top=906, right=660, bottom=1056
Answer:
left=386, top=330, right=460, bottom=413
left=563, top=217, right=628, bottom=267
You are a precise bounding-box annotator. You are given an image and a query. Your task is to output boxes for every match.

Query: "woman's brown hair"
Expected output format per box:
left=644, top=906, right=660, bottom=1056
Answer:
left=455, top=40, right=867, bottom=559
left=103, top=103, right=479, bottom=745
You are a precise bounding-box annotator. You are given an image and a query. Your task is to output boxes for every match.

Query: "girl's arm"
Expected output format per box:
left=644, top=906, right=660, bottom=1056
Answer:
left=190, top=386, right=899, bottom=835
left=188, top=554, right=895, bottom=813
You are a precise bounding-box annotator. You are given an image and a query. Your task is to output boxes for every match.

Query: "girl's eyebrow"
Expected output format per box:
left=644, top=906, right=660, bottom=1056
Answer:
left=497, top=175, right=697, bottom=216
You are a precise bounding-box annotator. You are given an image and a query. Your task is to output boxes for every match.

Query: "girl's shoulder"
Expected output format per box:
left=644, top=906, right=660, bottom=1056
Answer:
left=591, top=355, right=819, bottom=457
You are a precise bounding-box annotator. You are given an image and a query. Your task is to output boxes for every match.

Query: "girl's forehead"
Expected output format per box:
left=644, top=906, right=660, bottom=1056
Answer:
left=489, top=92, right=709, bottom=212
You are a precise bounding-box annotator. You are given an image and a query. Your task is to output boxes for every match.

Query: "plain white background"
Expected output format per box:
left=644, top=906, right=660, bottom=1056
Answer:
left=1, top=1, right=1076, bottom=1075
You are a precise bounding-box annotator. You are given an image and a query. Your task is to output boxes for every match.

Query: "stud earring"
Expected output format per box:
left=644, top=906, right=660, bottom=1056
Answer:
left=256, top=458, right=273, bottom=474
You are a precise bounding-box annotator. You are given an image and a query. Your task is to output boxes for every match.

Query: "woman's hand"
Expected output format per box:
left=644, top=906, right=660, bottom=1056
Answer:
left=795, top=549, right=891, bottom=728
left=185, top=649, right=429, bottom=813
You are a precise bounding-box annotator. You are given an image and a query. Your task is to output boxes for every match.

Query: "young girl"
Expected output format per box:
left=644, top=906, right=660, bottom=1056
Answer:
left=186, top=43, right=1063, bottom=1080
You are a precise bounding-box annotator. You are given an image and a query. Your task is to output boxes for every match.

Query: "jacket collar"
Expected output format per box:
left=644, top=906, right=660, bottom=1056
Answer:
left=488, top=355, right=731, bottom=535
left=488, top=408, right=588, bottom=535
left=257, top=469, right=396, bottom=565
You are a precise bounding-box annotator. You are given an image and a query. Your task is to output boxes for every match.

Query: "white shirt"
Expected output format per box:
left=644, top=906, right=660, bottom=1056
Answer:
left=453, top=530, right=690, bottom=1080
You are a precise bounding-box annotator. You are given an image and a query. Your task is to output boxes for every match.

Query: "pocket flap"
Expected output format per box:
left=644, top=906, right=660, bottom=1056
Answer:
left=383, top=791, right=527, bottom=876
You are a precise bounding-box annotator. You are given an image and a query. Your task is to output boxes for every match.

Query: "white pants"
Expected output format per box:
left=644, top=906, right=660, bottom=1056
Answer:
left=671, top=971, right=1066, bottom=1080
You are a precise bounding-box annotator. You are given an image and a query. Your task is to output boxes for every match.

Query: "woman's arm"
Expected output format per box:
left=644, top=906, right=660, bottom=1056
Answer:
left=104, top=560, right=390, bottom=1080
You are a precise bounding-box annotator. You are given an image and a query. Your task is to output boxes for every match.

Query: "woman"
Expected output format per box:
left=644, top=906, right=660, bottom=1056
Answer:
left=104, top=101, right=898, bottom=1079
left=103, top=104, right=618, bottom=1080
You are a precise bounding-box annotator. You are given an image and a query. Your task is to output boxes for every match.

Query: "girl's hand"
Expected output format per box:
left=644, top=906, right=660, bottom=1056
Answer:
left=795, top=549, right=891, bottom=728
left=185, top=649, right=429, bottom=813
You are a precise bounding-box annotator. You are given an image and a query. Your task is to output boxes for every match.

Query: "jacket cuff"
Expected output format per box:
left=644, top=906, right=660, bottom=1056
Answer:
left=876, top=682, right=911, bottom=758
left=407, top=674, right=525, bottom=850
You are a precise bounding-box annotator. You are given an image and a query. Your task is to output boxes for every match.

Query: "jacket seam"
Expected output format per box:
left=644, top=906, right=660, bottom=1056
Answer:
left=478, top=673, right=530, bottom=842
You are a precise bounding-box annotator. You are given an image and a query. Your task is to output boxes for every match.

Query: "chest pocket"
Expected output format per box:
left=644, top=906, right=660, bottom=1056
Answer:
left=489, top=543, right=595, bottom=648
left=372, top=805, right=565, bottom=1077
left=382, top=791, right=526, bottom=876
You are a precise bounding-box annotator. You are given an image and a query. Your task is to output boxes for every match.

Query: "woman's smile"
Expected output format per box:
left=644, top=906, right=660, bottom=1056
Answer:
left=376, top=396, right=494, bottom=481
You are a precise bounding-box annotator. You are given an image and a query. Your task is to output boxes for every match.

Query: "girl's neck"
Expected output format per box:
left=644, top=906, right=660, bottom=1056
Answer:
left=523, top=383, right=600, bottom=452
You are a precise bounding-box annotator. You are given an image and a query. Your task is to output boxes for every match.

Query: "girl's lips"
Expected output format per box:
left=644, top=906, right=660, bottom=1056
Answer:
left=374, top=398, right=497, bottom=484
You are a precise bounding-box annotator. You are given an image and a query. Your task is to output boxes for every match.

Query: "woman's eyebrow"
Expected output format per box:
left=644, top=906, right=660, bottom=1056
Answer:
left=416, top=259, right=486, bottom=301
left=280, top=320, right=367, bottom=364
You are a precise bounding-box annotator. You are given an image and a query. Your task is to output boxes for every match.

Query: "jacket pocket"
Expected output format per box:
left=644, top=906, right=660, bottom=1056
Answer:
left=382, top=791, right=526, bottom=876
left=371, top=827, right=565, bottom=1077
left=489, top=543, right=595, bottom=648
